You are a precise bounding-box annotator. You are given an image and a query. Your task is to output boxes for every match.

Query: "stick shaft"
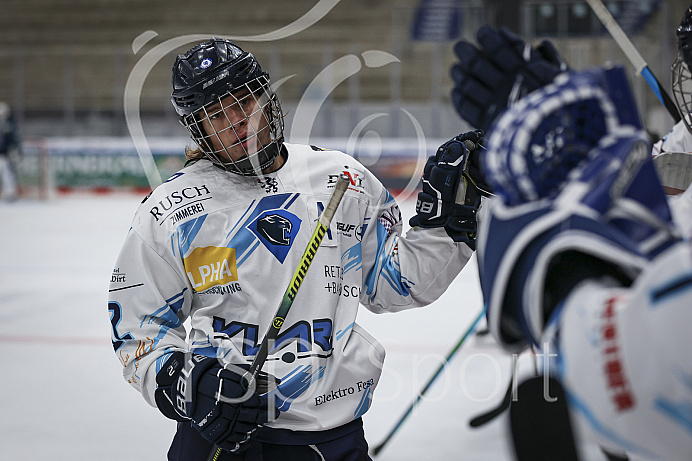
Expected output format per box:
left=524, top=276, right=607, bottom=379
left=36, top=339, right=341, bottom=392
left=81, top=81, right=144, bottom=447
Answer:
left=248, top=174, right=350, bottom=377
left=585, top=0, right=646, bottom=72
left=454, top=139, right=476, bottom=205
left=468, top=348, right=519, bottom=427
left=371, top=308, right=485, bottom=456
left=210, top=176, right=350, bottom=461
left=640, top=67, right=681, bottom=123
left=585, top=0, right=681, bottom=122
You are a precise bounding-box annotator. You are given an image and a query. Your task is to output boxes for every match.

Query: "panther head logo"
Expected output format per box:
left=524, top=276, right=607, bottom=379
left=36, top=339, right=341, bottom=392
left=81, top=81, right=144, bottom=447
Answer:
left=256, top=214, right=293, bottom=246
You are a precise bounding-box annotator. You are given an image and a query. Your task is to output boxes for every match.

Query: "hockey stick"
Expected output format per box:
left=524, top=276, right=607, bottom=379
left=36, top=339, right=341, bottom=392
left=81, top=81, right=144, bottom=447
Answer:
left=207, top=173, right=350, bottom=460
left=246, top=172, right=350, bottom=379
left=468, top=356, right=516, bottom=428
left=469, top=343, right=534, bottom=427
left=585, top=0, right=682, bottom=122
left=468, top=380, right=511, bottom=427
left=371, top=307, right=485, bottom=456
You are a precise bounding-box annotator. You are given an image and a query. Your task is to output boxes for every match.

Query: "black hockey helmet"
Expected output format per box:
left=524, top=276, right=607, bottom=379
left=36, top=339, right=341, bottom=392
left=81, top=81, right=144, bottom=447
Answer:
left=677, top=5, right=692, bottom=68
left=171, top=38, right=284, bottom=175
left=672, top=4, right=692, bottom=133
left=172, top=38, right=265, bottom=116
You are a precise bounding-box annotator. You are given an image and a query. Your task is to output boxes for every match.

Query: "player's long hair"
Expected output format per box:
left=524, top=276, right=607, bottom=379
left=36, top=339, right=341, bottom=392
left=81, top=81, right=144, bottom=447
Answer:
left=185, top=146, right=205, bottom=164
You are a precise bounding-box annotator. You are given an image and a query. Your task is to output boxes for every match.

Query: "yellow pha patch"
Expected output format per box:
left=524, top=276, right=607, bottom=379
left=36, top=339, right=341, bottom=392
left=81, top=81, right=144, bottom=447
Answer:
left=184, top=246, right=238, bottom=291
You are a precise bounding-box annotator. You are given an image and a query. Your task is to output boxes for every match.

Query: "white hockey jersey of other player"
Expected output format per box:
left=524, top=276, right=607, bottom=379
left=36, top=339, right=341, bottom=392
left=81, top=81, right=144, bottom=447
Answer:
left=543, top=236, right=692, bottom=460
left=652, top=119, right=692, bottom=156
left=108, top=143, right=473, bottom=432
left=650, top=120, right=692, bottom=238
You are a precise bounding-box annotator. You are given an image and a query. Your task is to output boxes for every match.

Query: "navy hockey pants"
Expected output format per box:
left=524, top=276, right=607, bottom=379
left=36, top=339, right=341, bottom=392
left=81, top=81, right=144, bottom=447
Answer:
left=168, top=418, right=372, bottom=461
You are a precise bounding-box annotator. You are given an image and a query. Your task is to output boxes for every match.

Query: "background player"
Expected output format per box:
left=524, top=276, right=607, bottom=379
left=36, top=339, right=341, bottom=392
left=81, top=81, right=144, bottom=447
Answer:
left=655, top=3, right=692, bottom=157
left=650, top=3, right=692, bottom=201
left=0, top=101, right=20, bottom=201
left=109, top=37, right=489, bottom=460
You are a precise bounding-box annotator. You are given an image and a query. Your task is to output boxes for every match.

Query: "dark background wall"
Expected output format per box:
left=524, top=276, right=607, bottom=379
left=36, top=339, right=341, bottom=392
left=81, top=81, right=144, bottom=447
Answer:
left=0, top=0, right=687, bottom=138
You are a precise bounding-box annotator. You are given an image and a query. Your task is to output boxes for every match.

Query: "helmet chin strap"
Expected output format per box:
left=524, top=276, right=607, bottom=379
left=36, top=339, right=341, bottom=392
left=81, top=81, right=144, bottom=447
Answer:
left=212, top=139, right=284, bottom=177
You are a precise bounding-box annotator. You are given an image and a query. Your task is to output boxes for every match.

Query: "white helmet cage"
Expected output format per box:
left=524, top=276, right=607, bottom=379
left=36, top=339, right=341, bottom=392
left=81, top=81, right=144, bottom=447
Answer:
left=182, top=75, right=285, bottom=176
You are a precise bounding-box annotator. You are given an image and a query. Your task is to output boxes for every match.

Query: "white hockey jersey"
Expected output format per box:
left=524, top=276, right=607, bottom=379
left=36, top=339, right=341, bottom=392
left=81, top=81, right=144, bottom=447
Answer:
left=652, top=119, right=692, bottom=156
left=108, top=142, right=473, bottom=434
left=543, top=235, right=692, bottom=459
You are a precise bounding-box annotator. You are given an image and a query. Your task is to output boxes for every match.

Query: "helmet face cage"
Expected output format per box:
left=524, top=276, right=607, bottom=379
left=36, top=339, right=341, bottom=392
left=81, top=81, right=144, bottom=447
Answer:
left=673, top=54, right=692, bottom=135
left=673, top=7, right=692, bottom=134
left=182, top=74, right=284, bottom=176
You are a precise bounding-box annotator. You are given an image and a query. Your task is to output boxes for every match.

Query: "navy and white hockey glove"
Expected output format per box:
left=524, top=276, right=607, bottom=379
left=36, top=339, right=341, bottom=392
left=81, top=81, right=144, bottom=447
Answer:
left=154, top=352, right=280, bottom=453
left=451, top=26, right=568, bottom=132
left=409, top=130, right=488, bottom=249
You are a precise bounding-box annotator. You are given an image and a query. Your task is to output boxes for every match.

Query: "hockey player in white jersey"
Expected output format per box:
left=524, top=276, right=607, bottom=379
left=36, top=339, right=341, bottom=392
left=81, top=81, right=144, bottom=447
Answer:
left=108, top=38, right=489, bottom=461
left=651, top=4, right=692, bottom=201
left=655, top=4, right=692, bottom=158
left=474, top=60, right=692, bottom=459
left=0, top=101, right=20, bottom=201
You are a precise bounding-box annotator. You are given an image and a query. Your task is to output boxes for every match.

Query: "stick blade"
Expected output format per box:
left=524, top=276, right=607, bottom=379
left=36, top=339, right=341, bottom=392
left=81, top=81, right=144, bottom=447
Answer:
left=468, top=381, right=512, bottom=428
left=370, top=443, right=385, bottom=457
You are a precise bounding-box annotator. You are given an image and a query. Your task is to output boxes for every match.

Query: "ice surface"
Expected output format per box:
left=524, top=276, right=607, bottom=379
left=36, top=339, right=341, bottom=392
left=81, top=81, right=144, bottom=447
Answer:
left=0, top=194, right=610, bottom=460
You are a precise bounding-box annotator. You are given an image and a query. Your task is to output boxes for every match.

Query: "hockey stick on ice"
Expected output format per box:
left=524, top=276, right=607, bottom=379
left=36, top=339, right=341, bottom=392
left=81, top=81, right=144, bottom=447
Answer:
left=585, top=0, right=682, bottom=122
left=469, top=344, right=536, bottom=427
left=468, top=355, right=517, bottom=428
left=468, top=380, right=511, bottom=427
left=207, top=173, right=350, bottom=460
left=371, top=308, right=485, bottom=456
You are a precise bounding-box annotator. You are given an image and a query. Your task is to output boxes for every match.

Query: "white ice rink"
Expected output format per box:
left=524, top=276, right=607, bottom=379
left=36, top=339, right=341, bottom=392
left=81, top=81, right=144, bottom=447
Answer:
left=0, top=194, right=612, bottom=460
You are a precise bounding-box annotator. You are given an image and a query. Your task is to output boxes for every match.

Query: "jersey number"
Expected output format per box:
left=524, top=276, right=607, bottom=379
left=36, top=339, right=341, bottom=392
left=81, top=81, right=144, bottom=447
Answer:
left=108, top=301, right=133, bottom=352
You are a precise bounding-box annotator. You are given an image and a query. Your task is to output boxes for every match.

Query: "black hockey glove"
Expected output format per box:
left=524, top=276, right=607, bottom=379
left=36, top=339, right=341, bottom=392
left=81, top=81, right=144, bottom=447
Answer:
left=409, top=130, right=488, bottom=249
left=154, top=352, right=280, bottom=453
left=457, top=129, right=493, bottom=198
left=451, top=26, right=569, bottom=132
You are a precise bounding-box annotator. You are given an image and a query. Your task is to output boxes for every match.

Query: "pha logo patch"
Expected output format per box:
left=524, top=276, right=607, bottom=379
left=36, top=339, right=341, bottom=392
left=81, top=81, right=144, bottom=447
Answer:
left=184, top=246, right=238, bottom=292
left=249, top=210, right=301, bottom=263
